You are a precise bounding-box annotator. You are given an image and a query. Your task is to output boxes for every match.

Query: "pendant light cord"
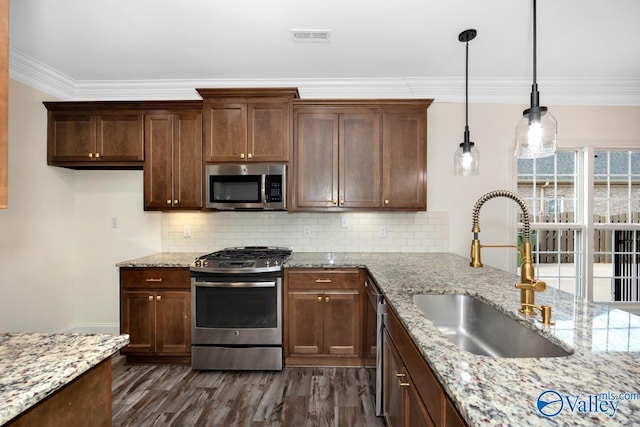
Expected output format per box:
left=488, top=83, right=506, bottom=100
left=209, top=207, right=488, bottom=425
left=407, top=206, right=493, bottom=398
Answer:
left=465, top=38, right=469, bottom=131
left=533, top=0, right=537, bottom=89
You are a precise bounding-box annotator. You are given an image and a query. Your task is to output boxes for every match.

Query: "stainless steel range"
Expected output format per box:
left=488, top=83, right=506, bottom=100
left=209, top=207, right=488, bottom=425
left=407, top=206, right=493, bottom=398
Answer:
left=190, top=246, right=292, bottom=371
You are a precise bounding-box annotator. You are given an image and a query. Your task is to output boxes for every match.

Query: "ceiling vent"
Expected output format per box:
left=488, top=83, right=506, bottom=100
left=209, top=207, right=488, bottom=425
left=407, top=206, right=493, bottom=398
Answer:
left=292, top=29, right=331, bottom=43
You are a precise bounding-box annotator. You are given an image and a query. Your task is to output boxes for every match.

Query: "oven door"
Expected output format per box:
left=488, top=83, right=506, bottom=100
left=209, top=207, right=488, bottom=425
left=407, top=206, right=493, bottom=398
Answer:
left=191, top=277, right=282, bottom=345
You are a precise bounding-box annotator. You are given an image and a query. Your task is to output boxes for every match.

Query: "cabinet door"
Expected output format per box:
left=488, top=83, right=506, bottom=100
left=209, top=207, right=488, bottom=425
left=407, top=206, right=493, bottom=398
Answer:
left=144, top=114, right=174, bottom=209
left=287, top=291, right=324, bottom=355
left=121, top=291, right=155, bottom=354
left=294, top=113, right=339, bottom=208
left=155, top=291, right=191, bottom=354
left=383, top=330, right=406, bottom=427
left=172, top=111, right=203, bottom=209
left=340, top=113, right=382, bottom=208
left=96, top=113, right=144, bottom=161
left=48, top=112, right=96, bottom=163
left=323, top=290, right=361, bottom=356
left=407, top=377, right=436, bottom=427
left=203, top=102, right=246, bottom=162
left=248, top=101, right=290, bottom=162
left=382, top=111, right=426, bottom=210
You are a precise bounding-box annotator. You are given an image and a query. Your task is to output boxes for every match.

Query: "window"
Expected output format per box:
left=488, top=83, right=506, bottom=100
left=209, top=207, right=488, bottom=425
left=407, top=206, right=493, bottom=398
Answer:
left=517, top=148, right=640, bottom=308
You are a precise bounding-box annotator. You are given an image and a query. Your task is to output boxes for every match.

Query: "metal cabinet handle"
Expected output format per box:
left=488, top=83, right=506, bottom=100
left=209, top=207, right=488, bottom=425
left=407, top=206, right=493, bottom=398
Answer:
left=148, top=295, right=153, bottom=301
left=95, top=152, right=101, bottom=158
left=145, top=278, right=163, bottom=282
left=156, top=295, right=161, bottom=301
left=174, top=200, right=178, bottom=204
left=248, top=153, right=253, bottom=159
left=166, top=200, right=171, bottom=205
left=325, top=296, right=330, bottom=303
left=396, top=371, right=410, bottom=387
left=315, top=278, right=332, bottom=283
left=240, top=153, right=245, bottom=159
left=88, top=152, right=93, bottom=158
left=317, top=295, right=323, bottom=302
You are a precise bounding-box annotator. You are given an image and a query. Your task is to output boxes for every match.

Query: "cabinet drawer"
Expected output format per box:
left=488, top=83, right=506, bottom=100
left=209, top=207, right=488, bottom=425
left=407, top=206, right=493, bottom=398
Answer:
left=120, top=267, right=190, bottom=289
left=286, top=268, right=361, bottom=290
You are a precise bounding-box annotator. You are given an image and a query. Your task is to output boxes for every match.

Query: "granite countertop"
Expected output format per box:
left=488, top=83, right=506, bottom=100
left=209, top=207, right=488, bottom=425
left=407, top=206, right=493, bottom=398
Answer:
left=0, top=333, right=129, bottom=425
left=117, top=251, right=640, bottom=425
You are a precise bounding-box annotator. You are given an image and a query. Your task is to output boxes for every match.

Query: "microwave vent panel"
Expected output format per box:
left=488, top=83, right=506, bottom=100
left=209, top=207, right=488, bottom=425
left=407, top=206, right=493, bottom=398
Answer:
left=292, top=30, right=331, bottom=43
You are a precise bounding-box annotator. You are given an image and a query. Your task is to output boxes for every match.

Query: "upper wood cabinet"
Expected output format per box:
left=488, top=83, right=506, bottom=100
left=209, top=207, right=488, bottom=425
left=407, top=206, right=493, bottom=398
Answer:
left=292, top=100, right=432, bottom=212
left=197, top=88, right=299, bottom=163
left=143, top=102, right=203, bottom=210
left=382, top=110, right=428, bottom=209
left=44, top=102, right=147, bottom=168
left=294, top=108, right=382, bottom=209
left=0, top=0, right=7, bottom=209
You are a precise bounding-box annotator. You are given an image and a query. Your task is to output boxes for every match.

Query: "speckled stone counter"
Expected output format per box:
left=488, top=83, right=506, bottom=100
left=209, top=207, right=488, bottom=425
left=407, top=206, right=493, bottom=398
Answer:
left=0, top=333, right=129, bottom=425
left=286, top=252, right=640, bottom=426
left=116, top=252, right=204, bottom=268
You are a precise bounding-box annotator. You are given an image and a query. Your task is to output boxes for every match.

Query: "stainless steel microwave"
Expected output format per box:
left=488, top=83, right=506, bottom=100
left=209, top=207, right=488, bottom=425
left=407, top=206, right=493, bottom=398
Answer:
left=205, top=164, right=286, bottom=210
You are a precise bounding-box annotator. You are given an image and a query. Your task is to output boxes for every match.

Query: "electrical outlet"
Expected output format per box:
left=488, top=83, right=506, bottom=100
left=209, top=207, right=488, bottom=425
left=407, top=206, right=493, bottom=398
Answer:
left=303, top=226, right=312, bottom=238
left=341, top=215, right=349, bottom=228
left=183, top=225, right=192, bottom=239
left=379, top=226, right=387, bottom=238
left=110, top=217, right=118, bottom=228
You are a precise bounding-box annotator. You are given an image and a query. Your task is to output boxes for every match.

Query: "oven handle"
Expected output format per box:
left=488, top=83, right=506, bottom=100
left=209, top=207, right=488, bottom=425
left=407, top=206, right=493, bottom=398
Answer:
left=193, top=281, right=276, bottom=288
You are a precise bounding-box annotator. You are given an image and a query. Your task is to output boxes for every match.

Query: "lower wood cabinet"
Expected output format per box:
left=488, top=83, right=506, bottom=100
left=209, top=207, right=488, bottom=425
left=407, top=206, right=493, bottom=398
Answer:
left=284, top=268, right=364, bottom=366
left=384, top=306, right=467, bottom=427
left=120, top=267, right=191, bottom=364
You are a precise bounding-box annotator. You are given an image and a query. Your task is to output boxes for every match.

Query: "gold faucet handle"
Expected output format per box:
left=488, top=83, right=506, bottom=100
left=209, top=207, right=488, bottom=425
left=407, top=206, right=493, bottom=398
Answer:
left=521, top=303, right=554, bottom=325
left=515, top=280, right=547, bottom=293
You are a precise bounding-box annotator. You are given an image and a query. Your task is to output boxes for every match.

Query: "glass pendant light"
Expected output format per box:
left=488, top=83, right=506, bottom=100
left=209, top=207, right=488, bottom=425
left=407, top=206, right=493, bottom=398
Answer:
left=454, top=29, right=479, bottom=176
left=514, top=0, right=557, bottom=159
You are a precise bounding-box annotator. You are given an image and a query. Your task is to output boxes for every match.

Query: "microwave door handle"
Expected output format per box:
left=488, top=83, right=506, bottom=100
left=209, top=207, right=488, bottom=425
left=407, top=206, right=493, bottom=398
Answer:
left=194, top=281, right=276, bottom=288
left=261, top=174, right=267, bottom=203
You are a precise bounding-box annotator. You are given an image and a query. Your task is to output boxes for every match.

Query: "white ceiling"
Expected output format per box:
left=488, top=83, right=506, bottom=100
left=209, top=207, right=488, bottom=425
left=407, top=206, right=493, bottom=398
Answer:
left=8, top=0, right=640, bottom=104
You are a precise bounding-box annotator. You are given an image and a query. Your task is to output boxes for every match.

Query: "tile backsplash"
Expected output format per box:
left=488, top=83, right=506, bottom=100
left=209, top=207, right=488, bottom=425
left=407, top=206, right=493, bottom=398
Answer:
left=161, top=211, right=448, bottom=253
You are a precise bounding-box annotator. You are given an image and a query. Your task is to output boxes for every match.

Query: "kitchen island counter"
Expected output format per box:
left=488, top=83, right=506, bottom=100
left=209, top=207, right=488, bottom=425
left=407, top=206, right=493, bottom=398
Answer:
left=0, top=333, right=129, bottom=425
left=286, top=252, right=640, bottom=426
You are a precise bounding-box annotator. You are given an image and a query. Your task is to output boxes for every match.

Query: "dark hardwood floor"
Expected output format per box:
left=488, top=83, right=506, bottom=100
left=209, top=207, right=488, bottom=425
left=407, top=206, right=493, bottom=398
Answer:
left=112, top=359, right=385, bottom=427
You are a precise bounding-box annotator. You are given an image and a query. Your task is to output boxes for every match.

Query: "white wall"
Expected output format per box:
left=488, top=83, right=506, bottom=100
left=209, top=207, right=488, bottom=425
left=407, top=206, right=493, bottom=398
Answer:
left=0, top=81, right=162, bottom=333
left=1, top=79, right=639, bottom=333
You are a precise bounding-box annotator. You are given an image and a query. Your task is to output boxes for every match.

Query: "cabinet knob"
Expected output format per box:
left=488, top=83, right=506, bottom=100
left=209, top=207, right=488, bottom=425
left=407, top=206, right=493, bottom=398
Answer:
left=384, top=199, right=389, bottom=205
left=148, top=295, right=153, bottom=301
left=240, top=153, right=245, bottom=159
left=317, top=295, right=323, bottom=303
left=332, top=199, right=338, bottom=205
left=88, top=152, right=93, bottom=158
left=156, top=295, right=161, bottom=301
left=95, top=152, right=101, bottom=159
left=248, top=153, right=252, bottom=159
left=174, top=200, right=178, bottom=204
left=340, top=200, right=345, bottom=206
left=166, top=200, right=171, bottom=205
left=325, top=296, right=330, bottom=303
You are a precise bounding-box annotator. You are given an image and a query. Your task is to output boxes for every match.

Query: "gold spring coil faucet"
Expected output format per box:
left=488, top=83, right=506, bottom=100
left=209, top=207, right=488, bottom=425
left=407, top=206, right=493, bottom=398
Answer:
left=470, top=190, right=549, bottom=318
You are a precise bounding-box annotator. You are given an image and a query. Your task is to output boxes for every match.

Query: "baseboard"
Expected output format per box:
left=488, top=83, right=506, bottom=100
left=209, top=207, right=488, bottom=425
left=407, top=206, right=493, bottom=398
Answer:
left=57, top=323, right=120, bottom=334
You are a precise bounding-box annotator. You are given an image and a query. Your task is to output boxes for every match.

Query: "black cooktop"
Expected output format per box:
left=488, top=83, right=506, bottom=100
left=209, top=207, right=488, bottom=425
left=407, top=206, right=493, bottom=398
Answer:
left=191, top=246, right=292, bottom=274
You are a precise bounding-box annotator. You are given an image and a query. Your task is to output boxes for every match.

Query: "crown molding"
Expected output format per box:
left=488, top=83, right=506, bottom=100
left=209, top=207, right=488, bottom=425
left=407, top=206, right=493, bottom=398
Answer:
left=9, top=47, right=640, bottom=105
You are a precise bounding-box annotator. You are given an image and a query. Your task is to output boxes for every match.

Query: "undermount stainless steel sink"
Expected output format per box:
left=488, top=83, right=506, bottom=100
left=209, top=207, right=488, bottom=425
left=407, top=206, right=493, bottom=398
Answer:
left=412, top=294, right=572, bottom=358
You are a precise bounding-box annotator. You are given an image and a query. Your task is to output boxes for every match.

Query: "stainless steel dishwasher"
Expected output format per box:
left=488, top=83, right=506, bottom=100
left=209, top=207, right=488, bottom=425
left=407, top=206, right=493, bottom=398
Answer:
left=365, top=276, right=386, bottom=417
